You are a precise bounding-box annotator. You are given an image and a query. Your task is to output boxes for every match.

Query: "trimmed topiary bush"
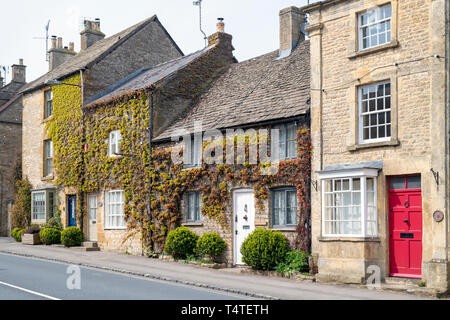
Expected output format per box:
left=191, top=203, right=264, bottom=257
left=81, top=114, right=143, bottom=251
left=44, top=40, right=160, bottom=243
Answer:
left=40, top=228, right=61, bottom=245
left=61, top=227, right=84, bottom=247
left=240, top=228, right=289, bottom=271
left=196, top=232, right=227, bottom=261
left=164, top=226, right=199, bottom=259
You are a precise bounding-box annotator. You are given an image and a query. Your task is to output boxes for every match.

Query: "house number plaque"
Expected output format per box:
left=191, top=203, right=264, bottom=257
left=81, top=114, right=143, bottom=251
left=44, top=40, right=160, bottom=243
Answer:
left=433, top=210, right=444, bottom=223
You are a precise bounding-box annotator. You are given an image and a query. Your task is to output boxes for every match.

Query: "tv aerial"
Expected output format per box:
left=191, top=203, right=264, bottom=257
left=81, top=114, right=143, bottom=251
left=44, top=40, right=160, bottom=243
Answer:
left=193, top=0, right=207, bottom=47
left=33, top=20, right=51, bottom=62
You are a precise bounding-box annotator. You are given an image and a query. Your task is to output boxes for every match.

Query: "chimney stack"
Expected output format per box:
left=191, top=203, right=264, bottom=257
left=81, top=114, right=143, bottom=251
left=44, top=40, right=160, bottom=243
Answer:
left=207, top=18, right=235, bottom=63
left=11, top=59, right=26, bottom=83
left=279, top=7, right=306, bottom=58
left=80, top=18, right=105, bottom=50
left=48, top=36, right=76, bottom=71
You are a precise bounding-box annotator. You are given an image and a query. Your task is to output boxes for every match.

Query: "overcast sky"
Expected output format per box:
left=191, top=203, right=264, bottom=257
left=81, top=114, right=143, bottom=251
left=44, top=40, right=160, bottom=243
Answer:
left=0, top=0, right=319, bottom=83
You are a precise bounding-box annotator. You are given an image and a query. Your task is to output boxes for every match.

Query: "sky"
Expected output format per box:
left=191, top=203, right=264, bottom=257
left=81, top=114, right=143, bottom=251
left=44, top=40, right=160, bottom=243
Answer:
left=0, top=0, right=319, bottom=84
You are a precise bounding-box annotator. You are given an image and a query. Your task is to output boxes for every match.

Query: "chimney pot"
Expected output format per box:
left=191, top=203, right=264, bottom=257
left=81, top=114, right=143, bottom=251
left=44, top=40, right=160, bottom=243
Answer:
left=19, top=59, right=23, bottom=65
left=69, top=42, right=75, bottom=51
left=57, top=37, right=63, bottom=49
left=51, top=36, right=57, bottom=49
left=216, top=18, right=225, bottom=33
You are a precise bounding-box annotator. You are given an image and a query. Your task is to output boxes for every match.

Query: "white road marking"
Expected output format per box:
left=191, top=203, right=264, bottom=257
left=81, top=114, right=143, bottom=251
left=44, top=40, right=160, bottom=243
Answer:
left=0, top=280, right=61, bottom=300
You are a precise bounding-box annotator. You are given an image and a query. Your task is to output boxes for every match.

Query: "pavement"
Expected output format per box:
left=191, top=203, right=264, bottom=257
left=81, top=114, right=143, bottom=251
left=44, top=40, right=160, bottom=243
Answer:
left=0, top=237, right=434, bottom=300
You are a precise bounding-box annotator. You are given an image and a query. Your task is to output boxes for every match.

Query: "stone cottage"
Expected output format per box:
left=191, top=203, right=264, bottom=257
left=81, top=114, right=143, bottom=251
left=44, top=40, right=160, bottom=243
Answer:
left=303, top=0, right=450, bottom=292
left=19, top=16, right=183, bottom=235
left=81, top=9, right=311, bottom=264
left=0, top=59, right=26, bottom=236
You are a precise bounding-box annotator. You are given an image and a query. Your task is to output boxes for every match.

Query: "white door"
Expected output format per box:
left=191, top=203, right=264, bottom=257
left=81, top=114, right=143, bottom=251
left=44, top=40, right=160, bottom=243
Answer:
left=233, top=190, right=255, bottom=265
left=87, top=195, right=98, bottom=241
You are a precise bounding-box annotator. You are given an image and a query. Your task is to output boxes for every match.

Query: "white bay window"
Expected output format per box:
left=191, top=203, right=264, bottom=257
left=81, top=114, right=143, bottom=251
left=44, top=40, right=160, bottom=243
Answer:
left=319, top=167, right=379, bottom=237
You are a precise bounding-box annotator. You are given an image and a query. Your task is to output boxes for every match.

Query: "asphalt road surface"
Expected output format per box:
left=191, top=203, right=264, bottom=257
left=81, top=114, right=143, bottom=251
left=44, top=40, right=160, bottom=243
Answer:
left=0, top=253, right=243, bottom=300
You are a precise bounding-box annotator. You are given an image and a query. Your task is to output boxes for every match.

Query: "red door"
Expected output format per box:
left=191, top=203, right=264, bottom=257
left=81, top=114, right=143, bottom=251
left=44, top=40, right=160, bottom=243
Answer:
left=388, top=175, right=422, bottom=278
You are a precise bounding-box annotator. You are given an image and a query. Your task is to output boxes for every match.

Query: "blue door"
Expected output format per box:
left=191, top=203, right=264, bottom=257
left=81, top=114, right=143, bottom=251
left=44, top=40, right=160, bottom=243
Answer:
left=67, top=195, right=77, bottom=227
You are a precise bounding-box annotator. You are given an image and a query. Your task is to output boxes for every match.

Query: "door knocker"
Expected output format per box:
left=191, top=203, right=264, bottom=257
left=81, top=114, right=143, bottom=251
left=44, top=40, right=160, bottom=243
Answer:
left=243, top=215, right=248, bottom=222
left=404, top=200, right=409, bottom=208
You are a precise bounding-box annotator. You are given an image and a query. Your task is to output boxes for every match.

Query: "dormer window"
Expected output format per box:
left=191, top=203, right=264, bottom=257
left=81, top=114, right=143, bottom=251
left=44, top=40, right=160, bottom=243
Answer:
left=358, top=3, right=392, bottom=51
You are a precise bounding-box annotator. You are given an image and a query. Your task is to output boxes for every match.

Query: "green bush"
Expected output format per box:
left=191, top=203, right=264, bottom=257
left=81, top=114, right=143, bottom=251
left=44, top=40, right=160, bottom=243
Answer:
left=45, top=214, right=63, bottom=231
left=275, top=251, right=311, bottom=276
left=164, top=226, right=199, bottom=259
left=196, top=232, right=227, bottom=260
left=61, top=227, right=84, bottom=247
left=11, top=228, right=25, bottom=242
left=240, top=228, right=289, bottom=271
left=40, top=228, right=61, bottom=245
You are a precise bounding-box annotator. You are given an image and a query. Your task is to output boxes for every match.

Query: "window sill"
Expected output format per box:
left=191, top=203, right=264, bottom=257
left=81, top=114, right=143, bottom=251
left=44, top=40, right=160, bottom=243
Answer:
left=42, top=116, right=54, bottom=123
left=348, top=40, right=399, bottom=59
left=319, top=237, right=381, bottom=243
left=347, top=138, right=399, bottom=151
left=104, top=227, right=127, bottom=231
left=183, top=222, right=203, bottom=227
left=41, top=175, right=54, bottom=182
left=183, top=166, right=202, bottom=171
left=272, top=227, right=297, bottom=232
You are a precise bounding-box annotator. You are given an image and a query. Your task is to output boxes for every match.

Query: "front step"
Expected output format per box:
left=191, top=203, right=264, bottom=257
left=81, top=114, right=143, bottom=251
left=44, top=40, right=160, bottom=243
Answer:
left=385, top=277, right=422, bottom=286
left=70, top=246, right=100, bottom=252
left=82, top=241, right=99, bottom=248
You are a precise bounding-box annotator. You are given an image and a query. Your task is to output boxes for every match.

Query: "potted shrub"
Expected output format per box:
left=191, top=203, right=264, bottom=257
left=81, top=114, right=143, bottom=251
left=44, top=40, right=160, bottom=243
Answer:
left=61, top=227, right=84, bottom=247
left=22, top=227, right=42, bottom=245
left=196, top=232, right=227, bottom=262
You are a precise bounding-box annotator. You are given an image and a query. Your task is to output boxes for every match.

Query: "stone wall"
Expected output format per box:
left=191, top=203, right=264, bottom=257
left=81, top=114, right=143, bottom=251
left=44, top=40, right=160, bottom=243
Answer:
left=84, top=20, right=183, bottom=101
left=306, top=0, right=449, bottom=289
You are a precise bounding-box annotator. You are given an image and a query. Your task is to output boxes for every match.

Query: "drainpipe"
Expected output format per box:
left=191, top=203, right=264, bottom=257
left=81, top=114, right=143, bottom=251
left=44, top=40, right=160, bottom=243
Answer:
left=147, top=88, right=154, bottom=251
left=80, top=68, right=85, bottom=233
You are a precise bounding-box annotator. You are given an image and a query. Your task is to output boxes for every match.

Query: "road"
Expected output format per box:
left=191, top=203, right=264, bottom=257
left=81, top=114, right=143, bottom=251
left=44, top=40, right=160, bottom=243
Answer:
left=0, top=253, right=243, bottom=300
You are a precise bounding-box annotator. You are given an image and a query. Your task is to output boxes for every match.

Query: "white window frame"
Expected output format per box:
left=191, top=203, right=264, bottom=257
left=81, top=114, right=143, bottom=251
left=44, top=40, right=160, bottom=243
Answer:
left=104, top=190, right=125, bottom=230
left=185, top=191, right=202, bottom=223
left=44, top=89, right=53, bottom=119
left=31, top=189, right=55, bottom=223
left=272, top=122, right=298, bottom=161
left=109, top=130, right=122, bottom=157
left=185, top=134, right=202, bottom=168
left=358, top=3, right=392, bottom=51
left=358, top=81, right=391, bottom=144
left=319, top=168, right=378, bottom=238
left=44, top=139, right=53, bottom=177
left=32, top=192, right=46, bottom=222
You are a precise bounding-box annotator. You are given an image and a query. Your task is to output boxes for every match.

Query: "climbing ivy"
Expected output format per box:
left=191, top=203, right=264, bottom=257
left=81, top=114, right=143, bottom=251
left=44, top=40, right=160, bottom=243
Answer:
left=48, top=77, right=312, bottom=252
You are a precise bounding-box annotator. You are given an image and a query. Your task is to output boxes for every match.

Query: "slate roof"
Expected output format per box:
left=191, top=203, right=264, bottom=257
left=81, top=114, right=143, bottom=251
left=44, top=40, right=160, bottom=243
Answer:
left=86, top=44, right=215, bottom=106
left=21, top=15, right=183, bottom=94
left=154, top=40, right=310, bottom=141
left=0, top=81, right=25, bottom=103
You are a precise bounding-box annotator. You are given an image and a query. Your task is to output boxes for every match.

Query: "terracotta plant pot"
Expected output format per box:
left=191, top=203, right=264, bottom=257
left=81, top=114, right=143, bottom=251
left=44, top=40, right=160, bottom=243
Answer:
left=22, top=233, right=41, bottom=245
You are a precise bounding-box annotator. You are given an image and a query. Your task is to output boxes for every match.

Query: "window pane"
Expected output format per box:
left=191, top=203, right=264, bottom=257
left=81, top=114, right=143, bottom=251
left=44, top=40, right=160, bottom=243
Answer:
left=367, top=178, right=374, bottom=192
left=407, top=176, right=421, bottom=189
left=390, top=176, right=405, bottom=190
left=353, top=178, right=361, bottom=190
